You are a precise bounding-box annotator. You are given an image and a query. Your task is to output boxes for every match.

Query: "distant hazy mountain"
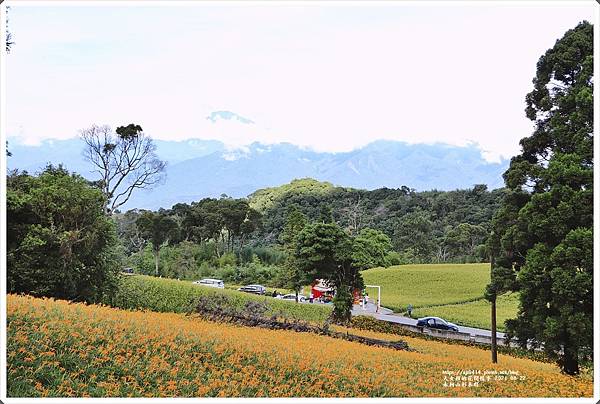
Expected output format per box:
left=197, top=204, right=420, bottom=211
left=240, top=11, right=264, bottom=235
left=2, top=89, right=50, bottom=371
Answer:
left=7, top=137, right=508, bottom=210
left=6, top=138, right=225, bottom=175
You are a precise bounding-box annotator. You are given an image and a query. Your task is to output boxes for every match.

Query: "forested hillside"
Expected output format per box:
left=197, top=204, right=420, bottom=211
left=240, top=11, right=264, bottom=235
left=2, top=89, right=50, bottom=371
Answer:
left=249, top=178, right=504, bottom=263
left=107, top=178, right=504, bottom=285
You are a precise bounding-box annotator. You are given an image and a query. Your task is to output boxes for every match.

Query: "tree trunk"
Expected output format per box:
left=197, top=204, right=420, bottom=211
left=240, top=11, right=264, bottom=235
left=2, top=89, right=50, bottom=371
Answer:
left=154, top=248, right=159, bottom=276
left=491, top=295, right=498, bottom=363
left=561, top=341, right=580, bottom=375
left=214, top=241, right=221, bottom=258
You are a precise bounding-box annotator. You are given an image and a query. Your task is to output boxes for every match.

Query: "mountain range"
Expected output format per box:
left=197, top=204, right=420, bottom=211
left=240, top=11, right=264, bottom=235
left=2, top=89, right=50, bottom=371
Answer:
left=7, top=138, right=509, bottom=210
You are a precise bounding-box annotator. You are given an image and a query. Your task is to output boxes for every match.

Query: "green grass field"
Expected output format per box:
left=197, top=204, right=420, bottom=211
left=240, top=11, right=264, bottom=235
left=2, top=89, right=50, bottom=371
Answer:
left=411, top=293, right=520, bottom=331
left=108, top=264, right=519, bottom=331
left=362, top=263, right=491, bottom=309
left=361, top=263, right=519, bottom=330
left=105, top=275, right=331, bottom=323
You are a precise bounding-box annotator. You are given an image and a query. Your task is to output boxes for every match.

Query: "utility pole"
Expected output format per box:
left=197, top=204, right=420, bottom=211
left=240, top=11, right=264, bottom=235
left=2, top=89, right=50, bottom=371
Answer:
left=491, top=294, right=497, bottom=363
left=490, top=254, right=498, bottom=363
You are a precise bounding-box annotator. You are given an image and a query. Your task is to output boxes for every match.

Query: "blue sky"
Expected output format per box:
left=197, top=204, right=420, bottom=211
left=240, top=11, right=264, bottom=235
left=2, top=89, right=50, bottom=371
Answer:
left=4, top=2, right=597, bottom=162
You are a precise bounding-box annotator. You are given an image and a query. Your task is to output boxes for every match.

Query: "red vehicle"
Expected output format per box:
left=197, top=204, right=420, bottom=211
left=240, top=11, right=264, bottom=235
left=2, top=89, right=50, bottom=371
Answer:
left=311, top=279, right=364, bottom=304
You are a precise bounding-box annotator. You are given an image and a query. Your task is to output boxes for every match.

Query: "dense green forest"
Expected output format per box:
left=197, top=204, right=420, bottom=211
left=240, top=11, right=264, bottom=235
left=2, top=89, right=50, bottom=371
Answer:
left=250, top=178, right=503, bottom=260
left=109, top=178, right=504, bottom=284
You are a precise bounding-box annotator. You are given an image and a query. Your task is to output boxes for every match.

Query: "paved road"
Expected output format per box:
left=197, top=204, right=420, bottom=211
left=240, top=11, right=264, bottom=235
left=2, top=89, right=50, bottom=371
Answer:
left=351, top=302, right=505, bottom=339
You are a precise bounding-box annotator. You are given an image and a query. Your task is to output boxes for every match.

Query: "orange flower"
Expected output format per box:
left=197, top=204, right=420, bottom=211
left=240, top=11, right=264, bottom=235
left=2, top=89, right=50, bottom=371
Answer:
left=6, top=294, right=593, bottom=398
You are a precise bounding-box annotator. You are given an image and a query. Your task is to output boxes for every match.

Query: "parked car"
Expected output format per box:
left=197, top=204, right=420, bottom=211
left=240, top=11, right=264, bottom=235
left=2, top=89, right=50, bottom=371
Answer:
left=237, top=284, right=267, bottom=295
left=192, top=278, right=225, bottom=289
left=121, top=267, right=135, bottom=275
left=277, top=293, right=306, bottom=302
left=416, top=316, right=459, bottom=332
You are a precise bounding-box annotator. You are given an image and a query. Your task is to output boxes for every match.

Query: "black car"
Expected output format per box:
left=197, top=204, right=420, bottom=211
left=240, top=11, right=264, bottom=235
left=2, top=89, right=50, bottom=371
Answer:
left=416, top=316, right=459, bottom=332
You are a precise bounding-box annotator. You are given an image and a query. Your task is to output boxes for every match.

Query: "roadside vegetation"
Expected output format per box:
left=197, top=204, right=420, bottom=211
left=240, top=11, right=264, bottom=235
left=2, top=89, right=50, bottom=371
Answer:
left=412, top=294, right=519, bottom=332
left=361, top=263, right=519, bottom=330
left=104, top=274, right=331, bottom=323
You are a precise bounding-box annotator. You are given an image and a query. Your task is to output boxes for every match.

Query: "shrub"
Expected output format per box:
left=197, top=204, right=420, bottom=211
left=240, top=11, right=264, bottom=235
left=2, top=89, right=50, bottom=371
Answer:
left=217, top=252, right=237, bottom=267
left=7, top=166, right=121, bottom=303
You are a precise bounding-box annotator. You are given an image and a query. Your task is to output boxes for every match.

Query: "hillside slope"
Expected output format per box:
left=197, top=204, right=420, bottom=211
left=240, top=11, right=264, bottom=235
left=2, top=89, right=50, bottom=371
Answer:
left=7, top=294, right=592, bottom=398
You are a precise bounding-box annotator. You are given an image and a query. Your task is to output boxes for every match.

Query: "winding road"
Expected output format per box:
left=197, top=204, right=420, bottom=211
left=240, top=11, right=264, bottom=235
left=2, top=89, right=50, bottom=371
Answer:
left=350, top=302, right=506, bottom=340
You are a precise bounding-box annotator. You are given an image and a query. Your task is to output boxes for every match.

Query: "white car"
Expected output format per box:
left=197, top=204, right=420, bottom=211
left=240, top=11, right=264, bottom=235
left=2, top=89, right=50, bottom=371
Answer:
left=277, top=293, right=306, bottom=302
left=192, top=278, right=224, bottom=289
left=237, top=284, right=267, bottom=295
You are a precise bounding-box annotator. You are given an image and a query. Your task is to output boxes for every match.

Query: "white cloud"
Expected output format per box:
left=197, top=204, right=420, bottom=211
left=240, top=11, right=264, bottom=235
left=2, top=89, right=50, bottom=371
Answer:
left=5, top=3, right=596, bottom=162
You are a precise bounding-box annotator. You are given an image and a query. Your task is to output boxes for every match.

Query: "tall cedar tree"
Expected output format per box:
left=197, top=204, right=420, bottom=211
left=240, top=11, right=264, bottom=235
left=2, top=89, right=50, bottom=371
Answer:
left=295, top=222, right=364, bottom=323
left=487, top=21, right=593, bottom=375
left=278, top=205, right=308, bottom=300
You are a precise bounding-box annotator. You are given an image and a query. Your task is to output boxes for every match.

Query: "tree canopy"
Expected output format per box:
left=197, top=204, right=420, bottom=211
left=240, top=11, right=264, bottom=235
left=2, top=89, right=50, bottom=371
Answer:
left=7, top=166, right=120, bottom=302
left=136, top=211, right=179, bottom=276
left=487, top=21, right=593, bottom=375
left=249, top=178, right=503, bottom=264
left=352, top=228, right=393, bottom=270
left=294, top=222, right=364, bottom=323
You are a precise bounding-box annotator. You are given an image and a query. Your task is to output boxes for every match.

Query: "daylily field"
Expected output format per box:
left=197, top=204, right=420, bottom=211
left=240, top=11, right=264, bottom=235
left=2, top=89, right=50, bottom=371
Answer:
left=7, top=294, right=592, bottom=398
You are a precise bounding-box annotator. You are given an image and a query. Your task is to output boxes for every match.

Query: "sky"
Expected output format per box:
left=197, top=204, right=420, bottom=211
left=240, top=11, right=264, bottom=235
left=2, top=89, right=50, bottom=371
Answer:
left=4, top=1, right=597, bottom=162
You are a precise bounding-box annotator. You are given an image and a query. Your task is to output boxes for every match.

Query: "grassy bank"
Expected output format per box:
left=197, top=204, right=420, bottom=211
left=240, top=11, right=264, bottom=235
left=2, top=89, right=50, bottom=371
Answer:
left=104, top=274, right=331, bottom=323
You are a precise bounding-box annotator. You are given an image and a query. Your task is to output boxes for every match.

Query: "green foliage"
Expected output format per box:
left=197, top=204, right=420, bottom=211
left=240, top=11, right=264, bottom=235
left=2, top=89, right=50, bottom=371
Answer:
left=126, top=243, right=284, bottom=286
left=172, top=197, right=261, bottom=256
left=277, top=206, right=309, bottom=294
left=136, top=211, right=179, bottom=253
left=7, top=166, right=121, bottom=303
left=127, top=244, right=156, bottom=275
left=136, top=211, right=179, bottom=275
left=115, top=123, right=143, bottom=139
left=104, top=275, right=332, bottom=322
left=391, top=209, right=434, bottom=261
left=384, top=251, right=411, bottom=266
left=444, top=223, right=487, bottom=262
left=249, top=179, right=503, bottom=263
left=294, top=222, right=363, bottom=323
left=352, top=228, right=393, bottom=270
left=488, top=21, right=593, bottom=375
left=217, top=252, right=237, bottom=268
left=249, top=178, right=336, bottom=212
left=239, top=246, right=285, bottom=266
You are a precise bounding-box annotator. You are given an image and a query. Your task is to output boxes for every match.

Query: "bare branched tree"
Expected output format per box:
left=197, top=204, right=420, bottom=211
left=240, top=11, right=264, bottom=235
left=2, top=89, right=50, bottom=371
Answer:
left=81, top=124, right=166, bottom=214
left=342, top=195, right=364, bottom=235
